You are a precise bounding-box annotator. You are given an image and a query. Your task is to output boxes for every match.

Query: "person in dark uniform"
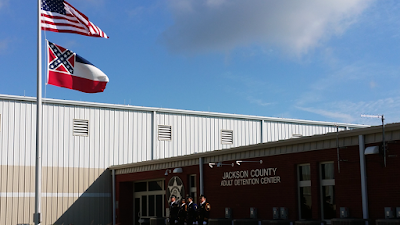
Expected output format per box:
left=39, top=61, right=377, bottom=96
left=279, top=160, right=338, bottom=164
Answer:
left=197, top=195, right=211, bottom=225
left=178, top=198, right=187, bottom=225
left=169, top=195, right=179, bottom=225
left=186, top=196, right=197, bottom=225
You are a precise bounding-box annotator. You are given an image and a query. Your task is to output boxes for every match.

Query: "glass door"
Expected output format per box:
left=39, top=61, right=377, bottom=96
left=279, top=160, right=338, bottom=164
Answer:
left=133, top=179, right=166, bottom=223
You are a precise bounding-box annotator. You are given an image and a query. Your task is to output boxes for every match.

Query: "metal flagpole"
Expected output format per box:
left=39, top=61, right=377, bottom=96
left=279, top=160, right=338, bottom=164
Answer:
left=35, top=0, right=42, bottom=224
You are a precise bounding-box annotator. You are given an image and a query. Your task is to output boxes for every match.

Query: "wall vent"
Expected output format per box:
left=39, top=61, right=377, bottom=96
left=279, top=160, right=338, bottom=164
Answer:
left=158, top=125, right=172, bottom=141
left=221, top=130, right=233, bottom=144
left=73, top=119, right=89, bottom=136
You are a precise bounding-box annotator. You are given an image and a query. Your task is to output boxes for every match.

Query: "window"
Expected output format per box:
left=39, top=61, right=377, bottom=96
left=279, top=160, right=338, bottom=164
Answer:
left=158, top=125, right=172, bottom=141
left=189, top=174, right=197, bottom=203
left=320, top=162, right=336, bottom=220
left=298, top=164, right=312, bottom=220
left=221, top=130, right=233, bottom=144
left=73, top=119, right=89, bottom=136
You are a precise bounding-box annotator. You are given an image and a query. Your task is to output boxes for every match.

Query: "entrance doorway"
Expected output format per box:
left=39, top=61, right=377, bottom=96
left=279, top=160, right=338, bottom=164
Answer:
left=133, top=179, right=166, bottom=225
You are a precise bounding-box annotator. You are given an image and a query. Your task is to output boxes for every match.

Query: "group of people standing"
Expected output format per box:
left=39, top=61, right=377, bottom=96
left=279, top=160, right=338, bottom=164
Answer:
left=169, top=195, right=211, bottom=225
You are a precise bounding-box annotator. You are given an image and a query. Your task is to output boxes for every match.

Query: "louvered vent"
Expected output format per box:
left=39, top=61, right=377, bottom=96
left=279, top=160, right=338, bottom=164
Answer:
left=73, top=119, right=89, bottom=136
left=221, top=130, right=233, bottom=144
left=158, top=125, right=172, bottom=141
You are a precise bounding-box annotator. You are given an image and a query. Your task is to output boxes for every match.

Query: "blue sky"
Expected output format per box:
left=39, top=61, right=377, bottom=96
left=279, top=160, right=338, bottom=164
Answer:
left=0, top=0, right=399, bottom=125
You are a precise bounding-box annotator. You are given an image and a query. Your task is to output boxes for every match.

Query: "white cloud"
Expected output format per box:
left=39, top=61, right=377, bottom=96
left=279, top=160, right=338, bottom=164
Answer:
left=247, top=97, right=272, bottom=107
left=161, top=0, right=373, bottom=55
left=296, top=106, right=354, bottom=122
left=296, top=61, right=400, bottom=105
left=297, top=97, right=400, bottom=124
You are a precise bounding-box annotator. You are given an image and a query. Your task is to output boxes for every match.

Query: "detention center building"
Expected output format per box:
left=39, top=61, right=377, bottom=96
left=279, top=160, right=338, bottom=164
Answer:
left=0, top=94, right=380, bottom=225
left=112, top=123, right=400, bottom=225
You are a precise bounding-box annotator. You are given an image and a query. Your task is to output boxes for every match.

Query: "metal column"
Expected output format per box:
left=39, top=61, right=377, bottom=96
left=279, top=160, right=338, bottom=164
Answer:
left=112, top=169, right=116, bottom=225
left=359, top=135, right=369, bottom=219
left=199, top=157, right=204, bottom=195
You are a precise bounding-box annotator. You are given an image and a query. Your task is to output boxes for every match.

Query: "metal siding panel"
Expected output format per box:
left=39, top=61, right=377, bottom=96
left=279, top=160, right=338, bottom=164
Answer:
left=121, top=110, right=130, bottom=163
left=210, top=117, right=216, bottom=152
left=98, top=109, right=105, bottom=168
left=269, top=122, right=274, bottom=142
left=184, top=115, right=190, bottom=156
left=116, top=110, right=122, bottom=164
left=101, top=109, right=107, bottom=168
left=144, top=112, right=150, bottom=160
left=6, top=102, right=14, bottom=223
left=109, top=110, right=115, bottom=167
left=287, top=123, right=292, bottom=139
left=186, top=115, right=191, bottom=155
left=192, top=116, right=197, bottom=154
left=14, top=102, right=21, bottom=167
left=167, top=114, right=173, bottom=157
left=206, top=117, right=211, bottom=152
left=180, top=115, right=186, bottom=155
left=265, top=121, right=270, bottom=142
left=127, top=111, right=133, bottom=163
left=171, top=114, right=176, bottom=157
left=176, top=114, right=182, bottom=156
left=93, top=108, right=100, bottom=168
left=189, top=115, right=194, bottom=154
left=142, top=112, right=149, bottom=160
left=0, top=101, right=5, bottom=165
left=271, top=122, right=276, bottom=142
left=157, top=112, right=163, bottom=159
left=66, top=106, right=74, bottom=209
left=133, top=111, right=140, bottom=161
left=159, top=113, right=165, bottom=159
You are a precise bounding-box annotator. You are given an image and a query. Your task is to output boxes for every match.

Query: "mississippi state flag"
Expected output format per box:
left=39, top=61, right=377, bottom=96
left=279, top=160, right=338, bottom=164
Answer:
left=47, top=41, right=109, bottom=93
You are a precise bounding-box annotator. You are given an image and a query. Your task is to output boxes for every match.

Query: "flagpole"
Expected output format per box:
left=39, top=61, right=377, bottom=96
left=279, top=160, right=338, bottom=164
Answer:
left=35, top=0, right=42, bottom=224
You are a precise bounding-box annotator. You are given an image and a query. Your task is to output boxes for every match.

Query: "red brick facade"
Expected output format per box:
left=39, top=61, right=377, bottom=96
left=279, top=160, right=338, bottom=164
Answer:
left=115, top=141, right=400, bottom=224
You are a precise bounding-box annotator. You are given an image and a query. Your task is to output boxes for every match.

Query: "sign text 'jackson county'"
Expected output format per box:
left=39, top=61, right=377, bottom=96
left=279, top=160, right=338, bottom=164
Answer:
left=220, top=168, right=281, bottom=186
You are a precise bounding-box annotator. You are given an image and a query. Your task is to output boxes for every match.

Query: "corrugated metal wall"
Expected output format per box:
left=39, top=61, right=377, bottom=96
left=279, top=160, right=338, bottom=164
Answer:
left=0, top=96, right=358, bottom=224
left=156, top=113, right=261, bottom=159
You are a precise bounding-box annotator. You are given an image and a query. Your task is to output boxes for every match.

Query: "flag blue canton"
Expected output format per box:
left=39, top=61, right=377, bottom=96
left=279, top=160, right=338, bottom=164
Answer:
left=41, top=0, right=66, bottom=14
left=49, top=42, right=74, bottom=74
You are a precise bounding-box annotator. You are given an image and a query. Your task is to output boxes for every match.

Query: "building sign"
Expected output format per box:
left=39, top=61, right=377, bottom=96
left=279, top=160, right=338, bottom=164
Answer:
left=166, top=176, right=185, bottom=201
left=220, top=168, right=281, bottom=186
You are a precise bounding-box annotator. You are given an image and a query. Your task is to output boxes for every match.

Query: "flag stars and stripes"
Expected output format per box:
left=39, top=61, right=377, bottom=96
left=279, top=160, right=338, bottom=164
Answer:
left=41, top=0, right=109, bottom=38
left=47, top=41, right=109, bottom=93
left=41, top=0, right=66, bottom=14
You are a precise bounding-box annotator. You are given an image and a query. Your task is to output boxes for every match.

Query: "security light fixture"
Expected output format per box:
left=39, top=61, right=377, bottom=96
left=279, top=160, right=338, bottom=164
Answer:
left=236, top=160, right=263, bottom=166
left=217, top=162, right=234, bottom=167
left=173, top=168, right=183, bottom=173
left=164, top=169, right=172, bottom=176
left=209, top=162, right=234, bottom=168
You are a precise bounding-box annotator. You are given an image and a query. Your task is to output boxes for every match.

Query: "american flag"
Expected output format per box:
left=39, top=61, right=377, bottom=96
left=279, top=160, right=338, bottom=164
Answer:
left=41, top=0, right=108, bottom=38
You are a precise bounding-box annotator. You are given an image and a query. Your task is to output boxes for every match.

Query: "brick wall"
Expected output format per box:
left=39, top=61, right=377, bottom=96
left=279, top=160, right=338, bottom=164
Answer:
left=115, top=141, right=400, bottom=222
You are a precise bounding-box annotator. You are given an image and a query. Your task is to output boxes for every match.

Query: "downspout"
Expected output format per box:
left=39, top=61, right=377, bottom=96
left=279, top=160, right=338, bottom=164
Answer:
left=199, top=157, right=204, bottom=195
left=260, top=120, right=264, bottom=143
left=358, top=135, right=369, bottom=220
left=151, top=111, right=157, bottom=160
left=112, top=169, right=116, bottom=225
